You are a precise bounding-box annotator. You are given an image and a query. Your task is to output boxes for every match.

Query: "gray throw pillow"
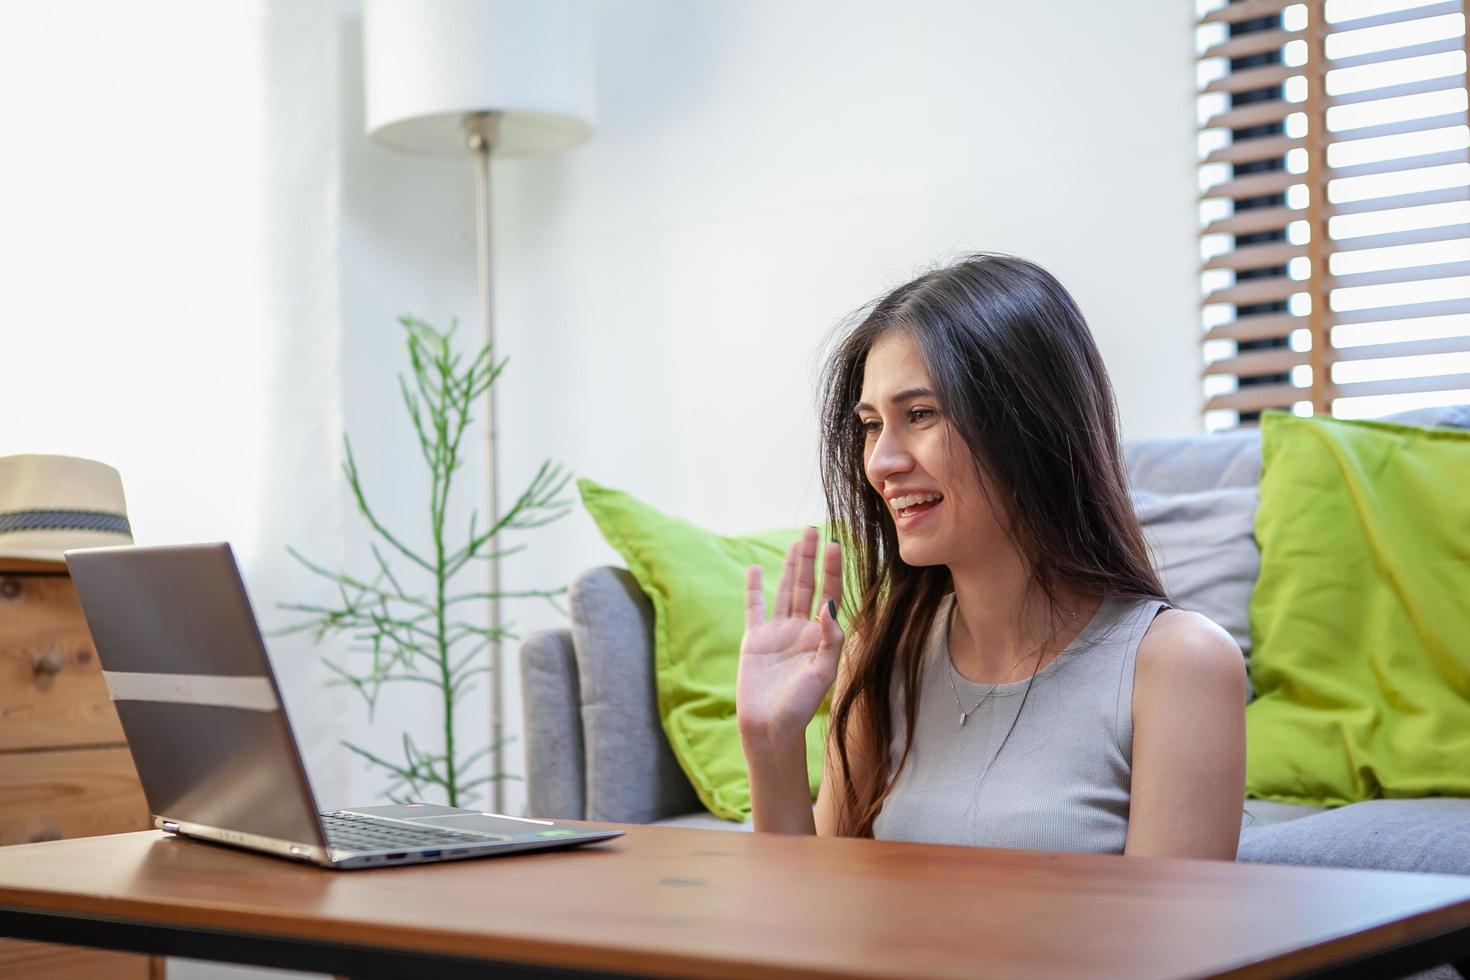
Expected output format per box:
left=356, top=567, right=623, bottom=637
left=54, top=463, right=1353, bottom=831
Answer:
left=1131, top=487, right=1259, bottom=682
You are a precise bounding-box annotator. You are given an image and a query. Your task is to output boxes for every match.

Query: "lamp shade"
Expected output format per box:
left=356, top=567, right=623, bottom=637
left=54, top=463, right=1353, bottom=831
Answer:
left=363, top=0, right=594, bottom=157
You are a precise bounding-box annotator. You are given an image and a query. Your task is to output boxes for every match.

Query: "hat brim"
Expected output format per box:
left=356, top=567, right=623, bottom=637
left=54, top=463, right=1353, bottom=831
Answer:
left=0, top=529, right=134, bottom=565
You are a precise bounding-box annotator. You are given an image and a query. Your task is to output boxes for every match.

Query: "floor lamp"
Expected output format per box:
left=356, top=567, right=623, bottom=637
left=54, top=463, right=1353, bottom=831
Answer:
left=362, top=0, right=594, bottom=814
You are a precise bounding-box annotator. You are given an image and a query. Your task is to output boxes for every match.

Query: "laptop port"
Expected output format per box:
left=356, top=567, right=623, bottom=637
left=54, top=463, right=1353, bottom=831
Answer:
left=422, top=850, right=441, bottom=858
left=385, top=852, right=408, bottom=860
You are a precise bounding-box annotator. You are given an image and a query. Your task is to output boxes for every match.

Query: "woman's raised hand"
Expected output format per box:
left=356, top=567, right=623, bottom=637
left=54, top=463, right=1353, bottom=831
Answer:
left=736, top=528, right=845, bottom=743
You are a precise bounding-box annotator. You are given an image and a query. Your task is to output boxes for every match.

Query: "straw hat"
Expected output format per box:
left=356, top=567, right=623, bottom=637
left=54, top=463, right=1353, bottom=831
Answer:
left=0, top=455, right=132, bottom=566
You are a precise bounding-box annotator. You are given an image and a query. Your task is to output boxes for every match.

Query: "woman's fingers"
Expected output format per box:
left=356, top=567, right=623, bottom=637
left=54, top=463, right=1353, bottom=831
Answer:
left=773, top=539, right=798, bottom=619
left=815, top=596, right=845, bottom=673
left=791, top=528, right=818, bottom=620
left=819, top=539, right=843, bottom=614
left=744, top=564, right=766, bottom=631
left=760, top=533, right=839, bottom=625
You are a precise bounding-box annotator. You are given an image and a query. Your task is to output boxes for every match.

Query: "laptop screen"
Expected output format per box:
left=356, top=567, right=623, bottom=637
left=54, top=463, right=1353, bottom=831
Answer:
left=66, top=543, right=327, bottom=849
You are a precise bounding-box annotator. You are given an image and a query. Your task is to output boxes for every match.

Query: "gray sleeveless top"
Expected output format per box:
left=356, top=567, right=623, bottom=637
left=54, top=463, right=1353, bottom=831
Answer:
left=871, top=593, right=1167, bottom=854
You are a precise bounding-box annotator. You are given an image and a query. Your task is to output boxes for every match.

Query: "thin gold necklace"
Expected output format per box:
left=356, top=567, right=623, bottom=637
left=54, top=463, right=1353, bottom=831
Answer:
left=944, top=606, right=1079, bottom=728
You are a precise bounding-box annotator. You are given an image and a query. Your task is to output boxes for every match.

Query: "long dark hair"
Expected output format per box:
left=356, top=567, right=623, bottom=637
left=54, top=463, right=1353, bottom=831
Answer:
left=819, top=253, right=1164, bottom=838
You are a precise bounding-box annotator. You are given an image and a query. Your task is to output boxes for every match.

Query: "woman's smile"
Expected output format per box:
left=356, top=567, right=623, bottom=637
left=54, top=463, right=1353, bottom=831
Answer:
left=888, top=490, right=944, bottom=529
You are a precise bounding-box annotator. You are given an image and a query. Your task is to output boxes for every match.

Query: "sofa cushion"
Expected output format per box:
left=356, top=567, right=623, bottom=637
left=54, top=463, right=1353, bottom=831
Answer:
left=1380, top=403, right=1470, bottom=430
left=1132, top=487, right=1258, bottom=675
left=1242, top=798, right=1323, bottom=829
left=1122, top=404, right=1470, bottom=496
left=1237, top=798, right=1470, bottom=875
left=1126, top=429, right=1261, bottom=493
left=1246, top=412, right=1470, bottom=807
left=654, top=811, right=755, bottom=832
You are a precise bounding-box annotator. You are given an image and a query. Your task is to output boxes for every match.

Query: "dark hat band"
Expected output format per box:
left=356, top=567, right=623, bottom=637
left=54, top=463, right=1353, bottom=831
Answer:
left=0, top=509, right=131, bottom=535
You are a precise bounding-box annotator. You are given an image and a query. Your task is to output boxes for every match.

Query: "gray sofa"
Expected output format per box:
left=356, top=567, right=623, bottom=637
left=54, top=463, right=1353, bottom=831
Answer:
left=521, top=405, right=1470, bottom=875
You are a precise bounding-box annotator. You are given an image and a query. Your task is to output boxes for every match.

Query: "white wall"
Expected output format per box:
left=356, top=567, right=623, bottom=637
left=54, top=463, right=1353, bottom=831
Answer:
left=484, top=0, right=1203, bottom=792
left=0, top=1, right=356, bottom=814
left=0, top=0, right=484, bottom=820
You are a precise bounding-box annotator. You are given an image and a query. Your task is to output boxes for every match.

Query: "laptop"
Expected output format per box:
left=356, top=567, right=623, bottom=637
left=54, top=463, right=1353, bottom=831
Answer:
left=65, top=542, right=622, bottom=870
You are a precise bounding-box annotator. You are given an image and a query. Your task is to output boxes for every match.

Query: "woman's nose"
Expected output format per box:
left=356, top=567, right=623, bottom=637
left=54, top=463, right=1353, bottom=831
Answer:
left=866, top=430, right=913, bottom=486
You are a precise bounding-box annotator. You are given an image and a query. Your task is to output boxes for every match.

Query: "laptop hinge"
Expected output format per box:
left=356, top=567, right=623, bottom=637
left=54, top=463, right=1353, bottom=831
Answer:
left=161, top=820, right=180, bottom=834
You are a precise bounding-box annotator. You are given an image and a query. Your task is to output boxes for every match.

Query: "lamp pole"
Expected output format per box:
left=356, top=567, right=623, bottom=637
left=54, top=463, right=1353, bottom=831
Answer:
left=362, top=0, right=594, bottom=818
left=465, top=110, right=506, bottom=814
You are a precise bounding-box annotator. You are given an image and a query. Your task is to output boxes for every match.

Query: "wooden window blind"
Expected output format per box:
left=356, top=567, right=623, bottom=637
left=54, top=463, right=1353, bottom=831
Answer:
left=1197, top=0, right=1470, bottom=429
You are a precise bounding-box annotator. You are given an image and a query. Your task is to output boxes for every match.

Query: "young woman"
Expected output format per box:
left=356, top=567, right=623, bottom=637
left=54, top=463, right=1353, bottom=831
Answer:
left=736, top=254, right=1246, bottom=859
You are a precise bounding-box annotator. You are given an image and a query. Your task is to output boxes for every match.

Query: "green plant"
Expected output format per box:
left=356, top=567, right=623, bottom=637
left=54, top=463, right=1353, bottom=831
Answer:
left=278, top=316, right=569, bottom=807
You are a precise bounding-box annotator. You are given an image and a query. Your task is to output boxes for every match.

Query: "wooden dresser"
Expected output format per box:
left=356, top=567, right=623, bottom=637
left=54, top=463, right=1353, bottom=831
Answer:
left=0, top=557, right=162, bottom=978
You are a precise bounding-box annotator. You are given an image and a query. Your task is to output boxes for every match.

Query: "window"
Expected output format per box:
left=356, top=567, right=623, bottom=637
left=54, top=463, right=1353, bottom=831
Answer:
left=1197, top=0, right=1470, bottom=430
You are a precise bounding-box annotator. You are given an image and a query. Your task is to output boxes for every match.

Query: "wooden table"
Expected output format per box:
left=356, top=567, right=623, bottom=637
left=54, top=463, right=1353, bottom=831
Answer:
left=1, top=825, right=1468, bottom=979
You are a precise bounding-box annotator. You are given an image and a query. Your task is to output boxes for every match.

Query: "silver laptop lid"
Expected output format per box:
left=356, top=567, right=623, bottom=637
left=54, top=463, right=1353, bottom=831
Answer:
left=65, top=543, right=328, bottom=851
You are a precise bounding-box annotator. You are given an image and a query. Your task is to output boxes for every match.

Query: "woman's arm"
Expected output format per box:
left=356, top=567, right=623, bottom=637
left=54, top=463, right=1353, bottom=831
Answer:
left=1124, top=609, right=1248, bottom=860
left=737, top=530, right=846, bottom=834
left=742, top=726, right=819, bottom=834
left=744, top=631, right=873, bottom=836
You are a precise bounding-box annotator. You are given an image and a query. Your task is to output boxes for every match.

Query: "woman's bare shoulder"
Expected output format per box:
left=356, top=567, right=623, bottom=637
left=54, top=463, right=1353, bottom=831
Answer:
left=1125, top=606, right=1247, bottom=859
left=1135, top=607, right=1245, bottom=695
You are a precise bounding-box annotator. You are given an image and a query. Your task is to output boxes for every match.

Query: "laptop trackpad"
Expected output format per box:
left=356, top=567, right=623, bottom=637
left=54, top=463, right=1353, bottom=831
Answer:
left=416, top=813, right=550, bottom=838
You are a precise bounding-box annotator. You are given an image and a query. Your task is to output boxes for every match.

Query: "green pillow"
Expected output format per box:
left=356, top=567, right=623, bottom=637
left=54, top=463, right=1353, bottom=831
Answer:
left=1245, top=412, right=1470, bottom=807
left=577, top=478, right=831, bottom=820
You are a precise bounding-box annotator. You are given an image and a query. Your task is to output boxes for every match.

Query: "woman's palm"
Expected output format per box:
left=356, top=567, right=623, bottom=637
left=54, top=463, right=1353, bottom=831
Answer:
left=736, top=530, right=844, bottom=738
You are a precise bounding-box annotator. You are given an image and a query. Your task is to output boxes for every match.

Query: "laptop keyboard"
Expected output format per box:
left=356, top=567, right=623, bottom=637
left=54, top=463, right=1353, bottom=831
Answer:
left=320, top=811, right=494, bottom=852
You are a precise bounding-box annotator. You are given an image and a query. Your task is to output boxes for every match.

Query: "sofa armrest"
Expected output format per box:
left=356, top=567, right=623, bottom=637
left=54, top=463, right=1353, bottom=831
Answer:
left=570, top=567, right=702, bottom=823
left=520, top=628, right=586, bottom=820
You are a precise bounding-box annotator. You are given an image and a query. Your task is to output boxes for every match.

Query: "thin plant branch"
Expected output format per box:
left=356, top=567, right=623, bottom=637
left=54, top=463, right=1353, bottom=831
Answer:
left=278, top=316, right=570, bottom=807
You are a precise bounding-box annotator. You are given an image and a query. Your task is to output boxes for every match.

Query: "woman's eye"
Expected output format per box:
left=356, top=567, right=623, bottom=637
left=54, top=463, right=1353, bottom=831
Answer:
left=860, top=419, right=882, bottom=435
left=909, top=407, right=935, bottom=423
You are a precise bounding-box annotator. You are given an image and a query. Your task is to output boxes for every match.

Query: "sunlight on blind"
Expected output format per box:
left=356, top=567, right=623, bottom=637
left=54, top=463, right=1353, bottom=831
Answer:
left=1325, top=0, right=1470, bottom=420
left=1196, top=0, right=1470, bottom=429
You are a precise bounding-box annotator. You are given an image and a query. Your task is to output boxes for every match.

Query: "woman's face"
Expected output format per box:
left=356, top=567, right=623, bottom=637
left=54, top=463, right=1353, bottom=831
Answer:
left=857, top=330, right=1008, bottom=568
